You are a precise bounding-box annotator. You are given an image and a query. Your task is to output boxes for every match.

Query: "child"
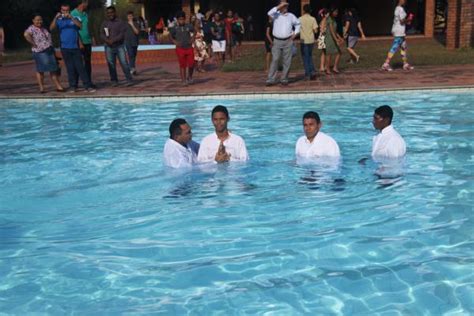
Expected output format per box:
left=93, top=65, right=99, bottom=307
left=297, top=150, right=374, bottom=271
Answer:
left=193, top=21, right=209, bottom=72
left=381, top=0, right=414, bottom=71
left=343, top=8, right=366, bottom=64
left=170, top=11, right=195, bottom=85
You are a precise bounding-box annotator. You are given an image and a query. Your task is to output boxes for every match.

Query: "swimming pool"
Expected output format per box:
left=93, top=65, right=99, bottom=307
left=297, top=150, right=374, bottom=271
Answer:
left=1, top=90, right=473, bottom=314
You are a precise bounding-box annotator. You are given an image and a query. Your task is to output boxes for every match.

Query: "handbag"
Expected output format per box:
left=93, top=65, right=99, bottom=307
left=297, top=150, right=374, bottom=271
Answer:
left=317, top=33, right=326, bottom=49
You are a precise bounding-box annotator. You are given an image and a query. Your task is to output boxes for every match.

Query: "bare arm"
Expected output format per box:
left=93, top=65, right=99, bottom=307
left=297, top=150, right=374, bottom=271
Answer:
left=24, top=31, right=36, bottom=48
left=129, top=21, right=140, bottom=35
left=266, top=26, right=273, bottom=45
left=328, top=20, right=341, bottom=42
left=357, top=22, right=366, bottom=39
left=343, top=20, right=349, bottom=37
left=71, top=16, right=82, bottom=29
left=50, top=13, right=61, bottom=31
left=313, top=19, right=318, bottom=34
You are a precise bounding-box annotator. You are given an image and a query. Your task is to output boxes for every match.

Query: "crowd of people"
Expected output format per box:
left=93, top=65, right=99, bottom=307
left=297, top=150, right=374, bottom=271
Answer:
left=266, top=0, right=414, bottom=85
left=163, top=104, right=406, bottom=168
left=19, top=0, right=415, bottom=92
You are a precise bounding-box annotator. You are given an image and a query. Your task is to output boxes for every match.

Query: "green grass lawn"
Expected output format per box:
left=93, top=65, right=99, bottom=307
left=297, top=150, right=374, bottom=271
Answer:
left=2, top=48, right=32, bottom=64
left=223, top=38, right=474, bottom=72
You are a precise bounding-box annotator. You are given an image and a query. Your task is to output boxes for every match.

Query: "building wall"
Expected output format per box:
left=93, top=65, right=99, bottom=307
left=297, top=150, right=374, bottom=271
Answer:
left=446, top=0, right=473, bottom=49
left=460, top=0, right=473, bottom=48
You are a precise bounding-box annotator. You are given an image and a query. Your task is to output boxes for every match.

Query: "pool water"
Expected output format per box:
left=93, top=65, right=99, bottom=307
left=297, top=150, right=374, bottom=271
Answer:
left=1, top=91, right=473, bottom=314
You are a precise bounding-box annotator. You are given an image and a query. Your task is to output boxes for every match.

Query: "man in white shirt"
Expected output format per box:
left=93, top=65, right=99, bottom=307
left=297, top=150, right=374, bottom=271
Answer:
left=381, top=0, right=414, bottom=71
left=163, top=118, right=200, bottom=168
left=372, top=105, right=406, bottom=158
left=295, top=111, right=340, bottom=159
left=197, top=105, right=249, bottom=163
left=266, top=0, right=300, bottom=86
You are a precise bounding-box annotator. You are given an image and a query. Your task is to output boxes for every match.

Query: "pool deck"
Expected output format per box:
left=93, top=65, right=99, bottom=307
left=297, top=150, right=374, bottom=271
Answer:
left=1, top=59, right=473, bottom=99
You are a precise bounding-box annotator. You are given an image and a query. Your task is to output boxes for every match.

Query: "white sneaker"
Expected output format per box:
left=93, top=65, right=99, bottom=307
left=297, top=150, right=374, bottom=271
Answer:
left=403, top=63, right=414, bottom=71
left=381, top=63, right=393, bottom=72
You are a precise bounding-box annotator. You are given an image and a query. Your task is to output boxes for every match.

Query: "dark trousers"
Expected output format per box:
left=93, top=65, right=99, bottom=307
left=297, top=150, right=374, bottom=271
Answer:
left=82, top=44, right=92, bottom=82
left=105, top=45, right=132, bottom=82
left=61, top=48, right=91, bottom=89
left=74, top=44, right=93, bottom=84
left=126, top=45, right=138, bottom=69
left=300, top=43, right=315, bottom=77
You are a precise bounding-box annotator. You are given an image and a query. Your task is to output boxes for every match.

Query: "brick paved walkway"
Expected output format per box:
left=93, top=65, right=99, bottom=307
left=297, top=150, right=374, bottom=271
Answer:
left=1, top=59, right=473, bottom=98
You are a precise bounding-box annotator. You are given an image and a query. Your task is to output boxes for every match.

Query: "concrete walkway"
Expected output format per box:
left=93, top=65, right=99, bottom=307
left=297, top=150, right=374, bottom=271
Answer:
left=1, top=59, right=473, bottom=98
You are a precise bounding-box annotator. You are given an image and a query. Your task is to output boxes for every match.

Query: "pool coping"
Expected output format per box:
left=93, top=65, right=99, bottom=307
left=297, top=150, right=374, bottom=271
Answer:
left=1, top=85, right=473, bottom=102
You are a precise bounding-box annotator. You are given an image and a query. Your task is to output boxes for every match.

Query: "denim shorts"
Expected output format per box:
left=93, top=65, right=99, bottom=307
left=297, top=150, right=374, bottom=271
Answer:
left=33, top=47, right=58, bottom=73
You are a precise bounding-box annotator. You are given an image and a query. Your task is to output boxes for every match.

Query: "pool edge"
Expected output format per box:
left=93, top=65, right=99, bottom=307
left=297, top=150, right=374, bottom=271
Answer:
left=1, top=85, right=473, bottom=101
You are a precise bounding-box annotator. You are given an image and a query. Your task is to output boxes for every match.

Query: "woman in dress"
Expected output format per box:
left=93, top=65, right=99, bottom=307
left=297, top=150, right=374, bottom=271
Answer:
left=24, top=14, right=64, bottom=93
left=324, top=7, right=344, bottom=74
left=193, top=21, right=209, bottom=72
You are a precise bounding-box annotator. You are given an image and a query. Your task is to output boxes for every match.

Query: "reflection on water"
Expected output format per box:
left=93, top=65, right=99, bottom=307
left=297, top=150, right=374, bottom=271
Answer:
left=0, top=92, right=473, bottom=314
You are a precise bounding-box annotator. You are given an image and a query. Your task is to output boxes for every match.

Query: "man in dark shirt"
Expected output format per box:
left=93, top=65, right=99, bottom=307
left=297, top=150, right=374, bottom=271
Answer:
left=170, top=11, right=195, bottom=86
left=210, top=13, right=226, bottom=67
left=100, top=6, right=133, bottom=86
left=125, top=11, right=140, bottom=75
left=50, top=4, right=95, bottom=92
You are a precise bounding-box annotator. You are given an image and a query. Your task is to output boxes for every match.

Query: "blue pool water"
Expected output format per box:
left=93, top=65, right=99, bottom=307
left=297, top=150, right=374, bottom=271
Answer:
left=1, top=91, right=473, bottom=314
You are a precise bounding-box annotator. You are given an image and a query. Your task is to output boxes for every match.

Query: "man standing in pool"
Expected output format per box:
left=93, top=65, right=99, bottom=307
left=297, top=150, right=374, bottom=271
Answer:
left=197, top=105, right=248, bottom=163
left=372, top=105, right=406, bottom=158
left=296, top=111, right=340, bottom=159
left=163, top=118, right=200, bottom=168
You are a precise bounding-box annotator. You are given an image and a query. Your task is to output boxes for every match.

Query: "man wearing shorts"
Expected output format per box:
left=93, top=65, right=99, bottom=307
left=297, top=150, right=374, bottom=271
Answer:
left=170, top=11, right=195, bottom=85
left=343, top=8, right=365, bottom=64
left=381, top=0, right=414, bottom=71
left=210, top=13, right=226, bottom=67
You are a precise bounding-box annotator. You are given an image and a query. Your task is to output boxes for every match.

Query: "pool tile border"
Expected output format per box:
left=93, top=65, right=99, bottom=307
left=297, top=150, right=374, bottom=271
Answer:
left=2, top=86, right=473, bottom=103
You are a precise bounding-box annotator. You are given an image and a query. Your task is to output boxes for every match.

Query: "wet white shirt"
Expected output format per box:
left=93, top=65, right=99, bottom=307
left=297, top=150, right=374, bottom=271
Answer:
left=392, top=6, right=407, bottom=37
left=268, top=6, right=301, bottom=39
left=372, top=125, right=406, bottom=158
left=163, top=139, right=200, bottom=168
left=197, top=132, right=248, bottom=163
left=295, top=132, right=341, bottom=158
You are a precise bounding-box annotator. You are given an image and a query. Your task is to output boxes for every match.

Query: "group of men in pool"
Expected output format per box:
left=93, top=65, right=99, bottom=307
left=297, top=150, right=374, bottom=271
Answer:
left=162, top=104, right=406, bottom=168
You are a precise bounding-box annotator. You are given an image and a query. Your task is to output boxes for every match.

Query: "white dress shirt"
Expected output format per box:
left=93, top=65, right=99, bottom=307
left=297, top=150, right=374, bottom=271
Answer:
left=392, top=6, right=407, bottom=37
left=163, top=139, right=200, bottom=168
left=268, top=6, right=301, bottom=39
left=372, top=125, right=406, bottom=158
left=197, top=132, right=249, bottom=163
left=295, top=132, right=341, bottom=158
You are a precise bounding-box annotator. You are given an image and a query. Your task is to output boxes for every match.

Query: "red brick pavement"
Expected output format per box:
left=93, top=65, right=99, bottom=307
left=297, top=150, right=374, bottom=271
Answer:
left=0, top=60, right=473, bottom=98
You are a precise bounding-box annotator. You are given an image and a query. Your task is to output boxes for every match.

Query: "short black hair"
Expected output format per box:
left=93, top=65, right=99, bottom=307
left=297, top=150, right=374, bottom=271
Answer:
left=176, top=11, right=186, bottom=19
left=169, top=118, right=187, bottom=139
left=303, top=4, right=312, bottom=14
left=106, top=6, right=116, bottom=12
left=127, top=11, right=134, bottom=15
left=212, top=105, right=229, bottom=118
left=303, top=111, right=321, bottom=123
left=374, top=105, right=394, bottom=123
